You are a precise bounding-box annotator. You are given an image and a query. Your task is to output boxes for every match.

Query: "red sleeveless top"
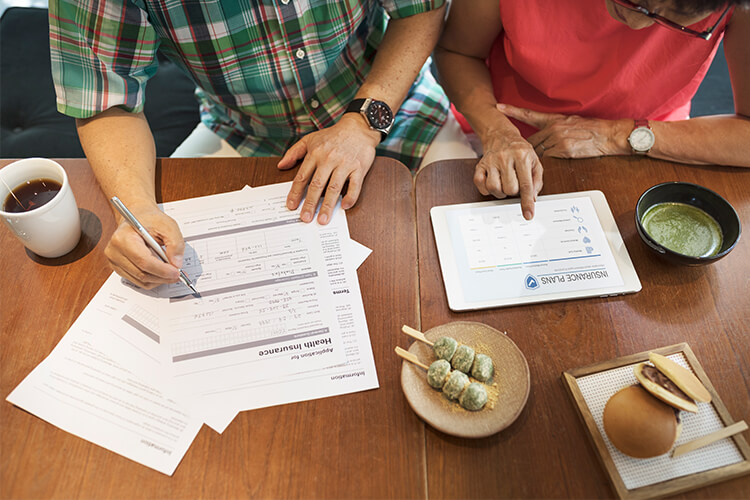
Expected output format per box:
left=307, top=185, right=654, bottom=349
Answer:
left=460, top=0, right=731, bottom=137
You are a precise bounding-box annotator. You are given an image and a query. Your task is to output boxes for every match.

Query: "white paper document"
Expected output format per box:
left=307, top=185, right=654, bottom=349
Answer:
left=160, top=187, right=347, bottom=405
left=6, top=281, right=203, bottom=476
left=7, top=182, right=377, bottom=473
left=200, top=188, right=378, bottom=432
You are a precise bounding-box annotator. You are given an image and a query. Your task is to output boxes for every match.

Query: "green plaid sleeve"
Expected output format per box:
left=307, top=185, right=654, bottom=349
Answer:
left=379, top=0, right=446, bottom=20
left=49, top=0, right=160, bottom=118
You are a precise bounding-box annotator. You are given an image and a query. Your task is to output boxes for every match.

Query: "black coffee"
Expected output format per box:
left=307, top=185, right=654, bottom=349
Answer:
left=3, top=178, right=62, bottom=213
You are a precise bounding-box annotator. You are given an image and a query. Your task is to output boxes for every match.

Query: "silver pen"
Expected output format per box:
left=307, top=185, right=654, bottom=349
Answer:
left=110, top=196, right=198, bottom=294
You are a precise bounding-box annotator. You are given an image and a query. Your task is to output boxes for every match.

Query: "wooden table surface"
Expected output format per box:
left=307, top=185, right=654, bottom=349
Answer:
left=2, top=156, right=749, bottom=499
left=0, top=157, right=425, bottom=499
left=414, top=157, right=750, bottom=499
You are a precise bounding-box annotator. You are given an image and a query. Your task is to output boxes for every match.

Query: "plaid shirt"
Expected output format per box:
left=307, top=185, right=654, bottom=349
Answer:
left=49, top=0, right=448, bottom=169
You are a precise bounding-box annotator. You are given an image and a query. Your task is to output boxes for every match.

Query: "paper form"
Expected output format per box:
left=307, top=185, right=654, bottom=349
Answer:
left=6, top=275, right=202, bottom=475
left=8, top=182, right=378, bottom=473
left=84, top=184, right=376, bottom=431
left=99, top=187, right=346, bottom=414
left=446, top=196, right=624, bottom=303
left=201, top=187, right=378, bottom=432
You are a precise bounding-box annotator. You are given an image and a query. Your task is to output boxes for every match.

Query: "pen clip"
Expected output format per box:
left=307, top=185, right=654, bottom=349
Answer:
left=111, top=196, right=144, bottom=231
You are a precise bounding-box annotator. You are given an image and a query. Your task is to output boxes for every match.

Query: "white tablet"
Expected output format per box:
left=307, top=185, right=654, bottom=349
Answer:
left=430, top=191, right=641, bottom=311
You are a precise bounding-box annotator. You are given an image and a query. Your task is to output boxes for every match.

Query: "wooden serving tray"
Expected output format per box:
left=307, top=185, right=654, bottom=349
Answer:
left=562, top=343, right=750, bottom=499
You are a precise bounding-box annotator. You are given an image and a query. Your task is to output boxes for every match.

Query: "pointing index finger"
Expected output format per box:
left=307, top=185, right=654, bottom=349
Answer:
left=516, top=156, right=538, bottom=221
left=497, top=103, right=554, bottom=130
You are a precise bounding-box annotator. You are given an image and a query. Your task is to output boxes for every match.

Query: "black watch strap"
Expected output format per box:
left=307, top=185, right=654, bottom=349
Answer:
left=345, top=98, right=392, bottom=142
left=346, top=98, right=367, bottom=114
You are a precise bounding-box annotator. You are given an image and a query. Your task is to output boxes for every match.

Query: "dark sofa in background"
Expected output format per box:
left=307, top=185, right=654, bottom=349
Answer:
left=0, top=7, right=200, bottom=159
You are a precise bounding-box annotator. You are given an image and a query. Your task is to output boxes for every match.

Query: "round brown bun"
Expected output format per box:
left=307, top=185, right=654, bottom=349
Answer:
left=603, top=385, right=681, bottom=458
left=634, top=362, right=699, bottom=413
left=649, top=352, right=711, bottom=403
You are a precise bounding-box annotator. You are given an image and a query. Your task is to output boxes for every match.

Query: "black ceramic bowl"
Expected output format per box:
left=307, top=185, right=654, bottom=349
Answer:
left=635, top=182, right=741, bottom=265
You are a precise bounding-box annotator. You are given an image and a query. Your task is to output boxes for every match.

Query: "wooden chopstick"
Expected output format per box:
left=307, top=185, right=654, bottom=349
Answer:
left=672, top=420, right=748, bottom=458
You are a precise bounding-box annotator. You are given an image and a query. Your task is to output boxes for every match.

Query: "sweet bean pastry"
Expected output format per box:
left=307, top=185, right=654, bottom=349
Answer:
left=634, top=352, right=711, bottom=413
left=603, top=385, right=681, bottom=458
left=426, top=359, right=452, bottom=389
left=636, top=364, right=697, bottom=413
left=603, top=352, right=710, bottom=458
left=471, top=353, right=494, bottom=382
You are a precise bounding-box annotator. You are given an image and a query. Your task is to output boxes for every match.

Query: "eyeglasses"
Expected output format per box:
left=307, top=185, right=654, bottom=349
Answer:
left=611, top=0, right=730, bottom=40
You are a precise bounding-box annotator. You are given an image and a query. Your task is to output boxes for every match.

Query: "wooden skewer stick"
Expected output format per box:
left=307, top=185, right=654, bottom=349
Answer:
left=401, top=325, right=434, bottom=347
left=672, top=420, right=748, bottom=458
left=394, top=346, right=430, bottom=370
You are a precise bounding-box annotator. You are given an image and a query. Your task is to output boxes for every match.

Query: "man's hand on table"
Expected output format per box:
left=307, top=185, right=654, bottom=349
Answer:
left=475, top=125, right=544, bottom=221
left=278, top=113, right=380, bottom=225
left=105, top=203, right=185, bottom=289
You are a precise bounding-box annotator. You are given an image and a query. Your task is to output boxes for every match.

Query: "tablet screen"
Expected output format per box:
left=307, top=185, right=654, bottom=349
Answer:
left=430, top=191, right=641, bottom=311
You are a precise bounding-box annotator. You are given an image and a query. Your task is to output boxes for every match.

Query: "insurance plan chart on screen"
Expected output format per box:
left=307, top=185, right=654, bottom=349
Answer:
left=444, top=195, right=625, bottom=304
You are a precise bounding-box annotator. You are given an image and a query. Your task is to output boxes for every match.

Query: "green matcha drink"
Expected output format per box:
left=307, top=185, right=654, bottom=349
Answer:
left=641, top=202, right=723, bottom=257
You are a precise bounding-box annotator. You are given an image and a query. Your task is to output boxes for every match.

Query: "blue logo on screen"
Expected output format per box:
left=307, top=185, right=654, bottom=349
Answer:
left=525, top=274, right=539, bottom=290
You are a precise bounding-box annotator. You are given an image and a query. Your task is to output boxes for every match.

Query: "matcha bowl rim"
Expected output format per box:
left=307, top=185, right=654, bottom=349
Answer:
left=635, top=181, right=741, bottom=266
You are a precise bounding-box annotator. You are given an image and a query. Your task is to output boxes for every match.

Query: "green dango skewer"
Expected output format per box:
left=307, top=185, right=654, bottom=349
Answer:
left=394, top=346, right=488, bottom=411
left=401, top=325, right=494, bottom=381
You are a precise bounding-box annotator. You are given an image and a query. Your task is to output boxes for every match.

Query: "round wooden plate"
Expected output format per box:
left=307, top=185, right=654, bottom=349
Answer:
left=400, top=321, right=530, bottom=438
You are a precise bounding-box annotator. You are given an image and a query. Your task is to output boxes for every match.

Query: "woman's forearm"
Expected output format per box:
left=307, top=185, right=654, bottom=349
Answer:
left=648, top=115, right=750, bottom=167
left=433, top=46, right=521, bottom=144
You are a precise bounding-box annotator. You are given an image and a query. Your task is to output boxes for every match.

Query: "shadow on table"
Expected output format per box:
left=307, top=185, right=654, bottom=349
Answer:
left=25, top=208, right=101, bottom=265
left=617, top=209, right=719, bottom=321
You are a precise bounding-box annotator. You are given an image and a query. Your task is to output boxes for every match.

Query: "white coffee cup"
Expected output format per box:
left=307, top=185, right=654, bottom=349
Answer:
left=0, top=158, right=81, bottom=258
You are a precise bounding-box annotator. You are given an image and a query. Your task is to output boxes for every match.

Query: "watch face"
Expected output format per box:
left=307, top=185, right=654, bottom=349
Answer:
left=365, top=100, right=393, bottom=130
left=629, top=127, right=655, bottom=151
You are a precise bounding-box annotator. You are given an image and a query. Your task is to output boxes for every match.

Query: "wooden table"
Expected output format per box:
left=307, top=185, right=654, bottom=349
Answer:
left=3, top=156, right=749, bottom=499
left=415, top=157, right=750, bottom=498
left=0, top=157, right=425, bottom=499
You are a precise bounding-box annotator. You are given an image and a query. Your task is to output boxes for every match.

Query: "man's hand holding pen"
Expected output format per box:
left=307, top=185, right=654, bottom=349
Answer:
left=107, top=198, right=190, bottom=291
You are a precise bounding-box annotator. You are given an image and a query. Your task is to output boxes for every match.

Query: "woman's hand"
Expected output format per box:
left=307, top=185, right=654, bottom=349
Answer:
left=105, top=203, right=184, bottom=289
left=475, top=128, right=544, bottom=220
left=497, top=103, right=632, bottom=158
left=278, top=114, right=381, bottom=225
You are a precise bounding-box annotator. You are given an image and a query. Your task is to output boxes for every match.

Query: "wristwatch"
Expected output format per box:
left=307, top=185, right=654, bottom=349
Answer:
left=628, top=119, right=655, bottom=155
left=345, top=98, right=394, bottom=142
